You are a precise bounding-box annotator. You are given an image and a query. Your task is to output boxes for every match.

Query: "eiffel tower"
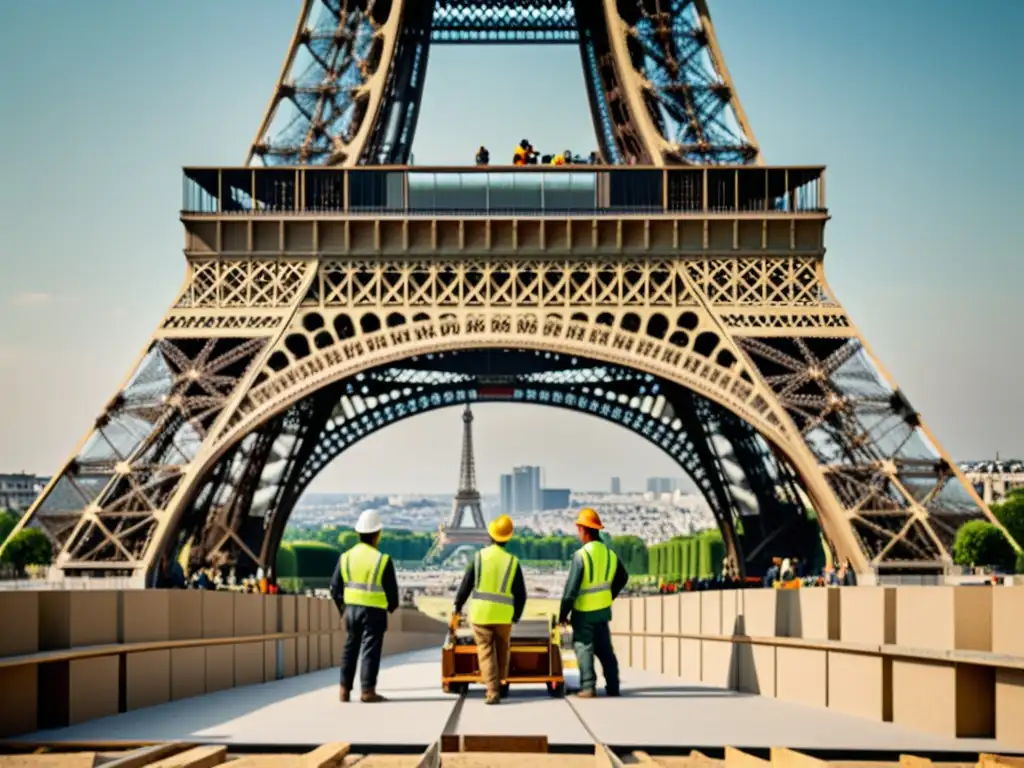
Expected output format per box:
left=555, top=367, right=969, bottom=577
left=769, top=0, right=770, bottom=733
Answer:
left=426, top=404, right=492, bottom=563
left=2, top=1, right=1016, bottom=585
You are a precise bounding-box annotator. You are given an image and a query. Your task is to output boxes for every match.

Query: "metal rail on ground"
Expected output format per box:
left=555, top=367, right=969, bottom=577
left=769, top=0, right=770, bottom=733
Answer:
left=412, top=688, right=624, bottom=766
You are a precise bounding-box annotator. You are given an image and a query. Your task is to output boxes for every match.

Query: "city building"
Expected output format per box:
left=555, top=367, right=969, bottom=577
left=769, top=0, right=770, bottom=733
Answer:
left=499, top=473, right=513, bottom=514
left=959, top=458, right=1024, bottom=505
left=646, top=477, right=677, bottom=495
left=512, top=466, right=542, bottom=514
left=0, top=473, right=48, bottom=512
left=542, top=488, right=571, bottom=510
left=610, top=477, right=621, bottom=495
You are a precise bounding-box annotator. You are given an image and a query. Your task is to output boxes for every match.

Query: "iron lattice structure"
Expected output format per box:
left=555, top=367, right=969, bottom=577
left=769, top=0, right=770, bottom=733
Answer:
left=2, top=3, right=1015, bottom=586
left=425, top=404, right=491, bottom=561
left=247, top=0, right=759, bottom=167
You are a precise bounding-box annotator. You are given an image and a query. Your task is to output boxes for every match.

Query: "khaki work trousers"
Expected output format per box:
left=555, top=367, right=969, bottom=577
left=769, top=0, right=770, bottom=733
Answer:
left=472, top=623, right=513, bottom=697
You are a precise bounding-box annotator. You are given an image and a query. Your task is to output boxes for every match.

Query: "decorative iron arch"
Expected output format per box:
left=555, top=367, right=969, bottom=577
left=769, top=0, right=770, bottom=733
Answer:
left=169, top=347, right=818, bottom=584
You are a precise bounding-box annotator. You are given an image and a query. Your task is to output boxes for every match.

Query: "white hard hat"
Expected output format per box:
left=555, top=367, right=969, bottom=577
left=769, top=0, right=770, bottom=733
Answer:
left=355, top=509, right=383, bottom=534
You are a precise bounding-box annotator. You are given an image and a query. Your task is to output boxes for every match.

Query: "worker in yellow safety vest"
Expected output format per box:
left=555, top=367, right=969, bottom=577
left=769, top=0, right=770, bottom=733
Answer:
left=558, top=508, right=629, bottom=698
left=450, top=514, right=527, bottom=704
left=330, top=509, right=400, bottom=703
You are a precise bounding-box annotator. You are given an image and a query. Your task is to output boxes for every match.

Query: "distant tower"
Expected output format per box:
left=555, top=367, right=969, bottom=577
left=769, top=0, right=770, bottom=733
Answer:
left=426, top=404, right=491, bottom=563
left=611, top=477, right=621, bottom=495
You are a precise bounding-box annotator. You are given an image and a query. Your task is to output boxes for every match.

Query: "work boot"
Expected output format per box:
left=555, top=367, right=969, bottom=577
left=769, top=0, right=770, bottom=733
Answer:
left=605, top=688, right=621, bottom=698
left=360, top=690, right=388, bottom=703
left=485, top=692, right=501, bottom=705
left=339, top=686, right=350, bottom=703
left=573, top=688, right=597, bottom=699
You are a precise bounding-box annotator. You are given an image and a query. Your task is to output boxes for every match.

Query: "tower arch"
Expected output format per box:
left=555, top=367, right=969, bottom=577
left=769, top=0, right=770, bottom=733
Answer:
left=159, top=344, right=822, bottom=584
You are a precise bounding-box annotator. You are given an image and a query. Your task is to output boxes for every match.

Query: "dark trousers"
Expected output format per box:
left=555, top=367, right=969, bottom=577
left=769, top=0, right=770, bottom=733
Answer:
left=572, top=617, right=619, bottom=694
left=340, top=605, right=387, bottom=691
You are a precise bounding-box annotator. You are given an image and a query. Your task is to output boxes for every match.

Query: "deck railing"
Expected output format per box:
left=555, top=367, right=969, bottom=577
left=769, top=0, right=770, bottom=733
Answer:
left=182, top=165, right=826, bottom=218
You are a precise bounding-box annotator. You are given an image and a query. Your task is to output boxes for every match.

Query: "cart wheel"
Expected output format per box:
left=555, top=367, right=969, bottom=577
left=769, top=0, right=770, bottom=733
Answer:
left=547, top=681, right=565, bottom=697
left=444, top=682, right=468, bottom=695
left=500, top=683, right=510, bottom=698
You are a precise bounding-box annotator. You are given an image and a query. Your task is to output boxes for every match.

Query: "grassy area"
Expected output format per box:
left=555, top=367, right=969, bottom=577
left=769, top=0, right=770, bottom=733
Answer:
left=415, top=595, right=561, bottom=623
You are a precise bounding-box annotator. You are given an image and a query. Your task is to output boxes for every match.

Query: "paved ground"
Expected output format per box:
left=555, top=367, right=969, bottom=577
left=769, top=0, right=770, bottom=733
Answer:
left=17, top=649, right=1015, bottom=754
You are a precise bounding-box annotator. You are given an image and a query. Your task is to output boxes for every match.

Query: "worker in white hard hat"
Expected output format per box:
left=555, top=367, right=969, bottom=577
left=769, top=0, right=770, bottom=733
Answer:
left=329, top=509, right=399, bottom=703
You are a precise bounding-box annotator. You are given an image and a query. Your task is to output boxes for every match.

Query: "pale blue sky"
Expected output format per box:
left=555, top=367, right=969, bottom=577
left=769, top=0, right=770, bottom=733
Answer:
left=0, top=1, right=1021, bottom=494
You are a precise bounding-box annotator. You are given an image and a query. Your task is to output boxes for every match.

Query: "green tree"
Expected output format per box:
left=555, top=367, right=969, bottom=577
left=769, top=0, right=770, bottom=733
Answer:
left=0, top=509, right=19, bottom=546
left=953, top=520, right=1016, bottom=572
left=0, top=528, right=53, bottom=575
left=992, top=489, right=1024, bottom=562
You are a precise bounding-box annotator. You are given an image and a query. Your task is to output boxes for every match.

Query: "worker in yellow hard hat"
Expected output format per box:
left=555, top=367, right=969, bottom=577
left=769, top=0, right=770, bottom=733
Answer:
left=558, top=507, right=628, bottom=698
left=451, top=514, right=526, bottom=705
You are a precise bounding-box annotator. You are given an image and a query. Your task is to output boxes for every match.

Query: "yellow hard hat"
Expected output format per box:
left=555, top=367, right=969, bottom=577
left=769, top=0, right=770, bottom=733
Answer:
left=574, top=507, right=604, bottom=530
left=488, top=514, right=514, bottom=543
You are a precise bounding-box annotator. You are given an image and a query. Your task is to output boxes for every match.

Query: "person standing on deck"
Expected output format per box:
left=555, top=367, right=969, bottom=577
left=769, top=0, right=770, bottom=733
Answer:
left=558, top=508, right=629, bottom=698
left=451, top=514, right=527, bottom=705
left=330, top=510, right=400, bottom=703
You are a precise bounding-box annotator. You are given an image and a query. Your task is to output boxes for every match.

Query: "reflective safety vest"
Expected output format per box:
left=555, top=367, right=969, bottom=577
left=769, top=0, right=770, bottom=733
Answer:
left=340, top=542, right=389, bottom=610
left=469, top=544, right=519, bottom=625
left=573, top=540, right=618, bottom=613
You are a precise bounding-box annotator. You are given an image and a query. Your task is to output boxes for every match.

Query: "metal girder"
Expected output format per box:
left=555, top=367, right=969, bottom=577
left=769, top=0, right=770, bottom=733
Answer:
left=248, top=0, right=759, bottom=166
left=736, top=335, right=992, bottom=570
left=431, top=0, right=577, bottom=43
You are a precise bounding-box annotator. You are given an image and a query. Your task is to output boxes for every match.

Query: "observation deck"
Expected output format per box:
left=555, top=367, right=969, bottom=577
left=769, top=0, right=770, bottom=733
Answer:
left=180, top=165, right=826, bottom=259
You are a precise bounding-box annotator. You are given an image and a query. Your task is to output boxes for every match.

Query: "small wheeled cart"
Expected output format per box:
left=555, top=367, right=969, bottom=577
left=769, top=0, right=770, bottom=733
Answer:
left=441, top=615, right=565, bottom=697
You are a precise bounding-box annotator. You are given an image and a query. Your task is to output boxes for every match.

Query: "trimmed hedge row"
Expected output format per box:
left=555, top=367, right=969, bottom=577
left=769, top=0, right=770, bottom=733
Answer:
left=646, top=529, right=725, bottom=581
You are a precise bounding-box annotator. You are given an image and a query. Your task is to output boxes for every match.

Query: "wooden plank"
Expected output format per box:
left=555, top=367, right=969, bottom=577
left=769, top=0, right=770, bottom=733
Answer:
left=0, top=756, right=97, bottom=768
left=898, top=756, right=933, bottom=768
left=222, top=758, right=300, bottom=768
left=144, top=746, right=227, bottom=768
left=771, top=748, right=829, bottom=768
left=980, top=756, right=1024, bottom=768
left=103, top=744, right=191, bottom=768
left=0, top=632, right=336, bottom=671
left=298, top=743, right=351, bottom=768
left=459, top=736, right=548, bottom=754
left=689, top=750, right=723, bottom=767
left=724, top=748, right=769, bottom=768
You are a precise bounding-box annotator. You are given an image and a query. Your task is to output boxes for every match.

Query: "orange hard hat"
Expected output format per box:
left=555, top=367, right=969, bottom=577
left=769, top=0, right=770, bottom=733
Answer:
left=574, top=507, right=604, bottom=530
left=488, top=514, right=514, bottom=543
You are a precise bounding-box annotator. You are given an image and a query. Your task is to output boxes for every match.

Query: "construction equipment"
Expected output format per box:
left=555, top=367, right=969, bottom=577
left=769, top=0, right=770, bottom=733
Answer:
left=441, top=614, right=566, bottom=696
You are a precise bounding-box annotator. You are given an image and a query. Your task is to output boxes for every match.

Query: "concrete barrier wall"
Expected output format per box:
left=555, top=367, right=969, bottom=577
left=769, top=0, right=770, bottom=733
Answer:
left=0, top=590, right=448, bottom=738
left=610, top=586, right=1024, bottom=747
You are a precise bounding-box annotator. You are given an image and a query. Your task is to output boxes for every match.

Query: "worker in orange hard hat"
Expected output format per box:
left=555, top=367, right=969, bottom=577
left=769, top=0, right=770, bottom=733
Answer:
left=451, top=514, right=526, bottom=704
left=558, top=507, right=628, bottom=698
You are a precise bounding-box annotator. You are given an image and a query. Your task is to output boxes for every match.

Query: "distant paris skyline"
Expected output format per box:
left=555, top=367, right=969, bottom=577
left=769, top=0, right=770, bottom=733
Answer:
left=305, top=403, right=695, bottom=496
